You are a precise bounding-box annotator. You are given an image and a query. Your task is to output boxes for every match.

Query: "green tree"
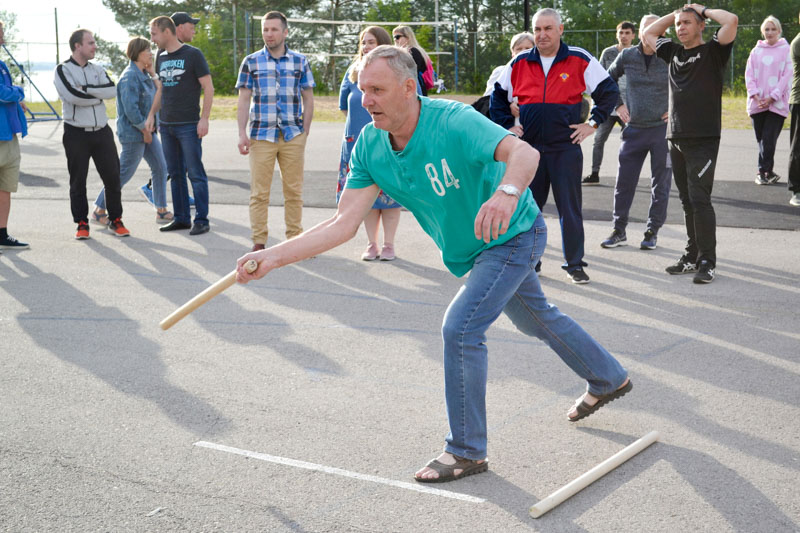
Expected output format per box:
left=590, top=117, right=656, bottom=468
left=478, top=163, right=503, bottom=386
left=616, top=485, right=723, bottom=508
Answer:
left=0, top=9, right=18, bottom=51
left=94, top=34, right=128, bottom=79
left=191, top=13, right=238, bottom=94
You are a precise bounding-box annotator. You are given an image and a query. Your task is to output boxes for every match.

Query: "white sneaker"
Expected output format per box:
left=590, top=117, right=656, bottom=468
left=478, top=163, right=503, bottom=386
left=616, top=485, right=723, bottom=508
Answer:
left=790, top=193, right=800, bottom=207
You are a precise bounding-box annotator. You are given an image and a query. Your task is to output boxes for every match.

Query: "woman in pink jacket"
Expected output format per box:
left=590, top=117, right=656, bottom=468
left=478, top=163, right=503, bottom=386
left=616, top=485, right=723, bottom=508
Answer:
left=745, top=16, right=791, bottom=185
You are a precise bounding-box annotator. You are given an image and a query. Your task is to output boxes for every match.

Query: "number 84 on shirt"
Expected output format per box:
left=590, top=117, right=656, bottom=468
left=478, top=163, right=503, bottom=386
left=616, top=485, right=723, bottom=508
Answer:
left=426, top=158, right=460, bottom=196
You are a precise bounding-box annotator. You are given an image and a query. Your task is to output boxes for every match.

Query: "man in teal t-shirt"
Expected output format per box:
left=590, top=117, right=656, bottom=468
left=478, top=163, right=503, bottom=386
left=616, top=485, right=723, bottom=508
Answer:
left=236, top=45, right=630, bottom=483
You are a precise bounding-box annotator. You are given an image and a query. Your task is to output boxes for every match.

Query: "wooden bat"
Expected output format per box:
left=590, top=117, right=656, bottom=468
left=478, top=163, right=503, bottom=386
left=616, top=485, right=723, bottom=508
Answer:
left=529, top=430, right=660, bottom=519
left=159, top=259, right=258, bottom=331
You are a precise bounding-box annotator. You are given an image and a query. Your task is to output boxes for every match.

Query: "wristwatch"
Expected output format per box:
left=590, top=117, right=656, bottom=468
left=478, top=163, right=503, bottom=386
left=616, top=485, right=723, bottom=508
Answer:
left=497, top=184, right=521, bottom=198
left=701, top=7, right=709, bottom=18
left=587, top=118, right=599, bottom=129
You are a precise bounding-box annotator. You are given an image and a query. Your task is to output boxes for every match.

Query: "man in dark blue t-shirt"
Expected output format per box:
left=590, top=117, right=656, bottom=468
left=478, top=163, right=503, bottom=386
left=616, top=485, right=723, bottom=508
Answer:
left=150, top=15, right=215, bottom=235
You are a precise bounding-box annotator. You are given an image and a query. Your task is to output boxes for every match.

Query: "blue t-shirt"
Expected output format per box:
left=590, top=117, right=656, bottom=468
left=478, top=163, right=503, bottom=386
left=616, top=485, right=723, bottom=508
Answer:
left=347, top=97, right=539, bottom=277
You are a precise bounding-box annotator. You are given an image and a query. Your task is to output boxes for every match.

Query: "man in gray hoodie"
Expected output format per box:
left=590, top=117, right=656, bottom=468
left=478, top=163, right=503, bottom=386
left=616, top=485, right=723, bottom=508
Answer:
left=600, top=14, right=672, bottom=251
left=54, top=29, right=129, bottom=239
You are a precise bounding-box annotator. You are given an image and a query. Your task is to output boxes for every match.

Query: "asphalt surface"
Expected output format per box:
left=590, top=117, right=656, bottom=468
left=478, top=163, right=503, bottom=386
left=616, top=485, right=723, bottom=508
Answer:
left=1, top=119, right=798, bottom=531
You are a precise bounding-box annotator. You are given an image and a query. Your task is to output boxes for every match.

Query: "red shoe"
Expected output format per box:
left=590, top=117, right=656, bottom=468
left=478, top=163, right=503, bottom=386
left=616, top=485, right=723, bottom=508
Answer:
left=75, top=222, right=90, bottom=240
left=108, top=218, right=130, bottom=237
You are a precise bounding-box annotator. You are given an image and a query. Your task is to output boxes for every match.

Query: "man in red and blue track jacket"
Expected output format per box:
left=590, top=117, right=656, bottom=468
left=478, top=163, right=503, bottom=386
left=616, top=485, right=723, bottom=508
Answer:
left=490, top=8, right=618, bottom=284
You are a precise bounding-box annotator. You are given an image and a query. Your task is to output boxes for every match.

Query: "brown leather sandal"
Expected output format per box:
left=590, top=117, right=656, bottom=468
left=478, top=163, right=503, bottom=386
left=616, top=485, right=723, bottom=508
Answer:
left=414, top=454, right=488, bottom=483
left=568, top=379, right=633, bottom=422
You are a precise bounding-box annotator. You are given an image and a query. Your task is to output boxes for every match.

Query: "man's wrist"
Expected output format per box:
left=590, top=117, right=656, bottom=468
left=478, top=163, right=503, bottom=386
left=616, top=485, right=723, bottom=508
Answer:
left=587, top=118, right=599, bottom=129
left=496, top=183, right=521, bottom=198
left=701, top=7, right=709, bottom=18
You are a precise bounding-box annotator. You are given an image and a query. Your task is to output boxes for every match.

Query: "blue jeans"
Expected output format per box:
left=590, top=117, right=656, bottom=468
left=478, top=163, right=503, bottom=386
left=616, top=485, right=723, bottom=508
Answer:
left=96, top=135, right=169, bottom=210
left=159, top=123, right=209, bottom=224
left=441, top=215, right=628, bottom=460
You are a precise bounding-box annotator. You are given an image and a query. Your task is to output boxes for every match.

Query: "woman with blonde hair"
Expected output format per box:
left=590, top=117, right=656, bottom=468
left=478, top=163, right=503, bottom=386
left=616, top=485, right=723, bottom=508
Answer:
left=392, top=25, right=432, bottom=96
left=745, top=15, right=791, bottom=185
left=338, top=26, right=403, bottom=261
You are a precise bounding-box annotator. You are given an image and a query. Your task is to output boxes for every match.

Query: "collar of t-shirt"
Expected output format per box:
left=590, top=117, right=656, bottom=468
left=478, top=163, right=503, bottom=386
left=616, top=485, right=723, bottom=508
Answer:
left=540, top=55, right=556, bottom=76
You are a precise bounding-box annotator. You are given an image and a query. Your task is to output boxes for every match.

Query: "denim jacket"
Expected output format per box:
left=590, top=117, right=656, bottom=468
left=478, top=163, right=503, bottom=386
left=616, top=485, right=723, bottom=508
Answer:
left=116, top=61, right=156, bottom=143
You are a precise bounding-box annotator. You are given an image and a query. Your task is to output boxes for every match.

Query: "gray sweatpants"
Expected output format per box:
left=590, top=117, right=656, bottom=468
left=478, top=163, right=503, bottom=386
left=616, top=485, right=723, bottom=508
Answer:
left=612, top=123, right=672, bottom=234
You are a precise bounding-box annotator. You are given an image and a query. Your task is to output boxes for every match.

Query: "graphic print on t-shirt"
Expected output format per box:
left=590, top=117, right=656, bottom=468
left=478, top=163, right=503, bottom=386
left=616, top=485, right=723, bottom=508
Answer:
left=159, top=59, right=185, bottom=87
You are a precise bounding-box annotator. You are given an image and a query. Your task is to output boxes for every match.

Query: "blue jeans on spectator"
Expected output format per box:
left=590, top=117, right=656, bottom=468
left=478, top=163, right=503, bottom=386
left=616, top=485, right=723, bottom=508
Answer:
left=441, top=214, right=628, bottom=460
left=96, top=134, right=169, bottom=210
left=160, top=123, right=209, bottom=225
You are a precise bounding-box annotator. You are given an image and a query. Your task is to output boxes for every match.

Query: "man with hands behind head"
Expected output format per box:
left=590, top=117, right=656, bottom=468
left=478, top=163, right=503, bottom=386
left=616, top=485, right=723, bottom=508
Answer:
left=643, top=4, right=738, bottom=284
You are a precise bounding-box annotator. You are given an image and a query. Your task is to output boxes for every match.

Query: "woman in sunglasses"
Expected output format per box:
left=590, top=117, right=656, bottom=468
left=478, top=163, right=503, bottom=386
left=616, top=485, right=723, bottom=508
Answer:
left=392, top=25, right=431, bottom=96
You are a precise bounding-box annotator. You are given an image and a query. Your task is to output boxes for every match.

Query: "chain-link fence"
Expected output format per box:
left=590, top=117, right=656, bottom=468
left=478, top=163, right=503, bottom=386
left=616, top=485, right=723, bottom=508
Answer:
left=5, top=21, right=797, bottom=102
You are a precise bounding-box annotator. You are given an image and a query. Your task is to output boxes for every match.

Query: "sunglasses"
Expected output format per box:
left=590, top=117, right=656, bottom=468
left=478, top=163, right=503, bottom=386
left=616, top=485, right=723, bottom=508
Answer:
left=393, top=35, right=403, bottom=40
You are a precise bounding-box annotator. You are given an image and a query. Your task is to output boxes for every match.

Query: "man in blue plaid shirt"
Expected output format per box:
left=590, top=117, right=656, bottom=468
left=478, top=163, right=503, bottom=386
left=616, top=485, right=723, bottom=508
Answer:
left=237, top=11, right=315, bottom=251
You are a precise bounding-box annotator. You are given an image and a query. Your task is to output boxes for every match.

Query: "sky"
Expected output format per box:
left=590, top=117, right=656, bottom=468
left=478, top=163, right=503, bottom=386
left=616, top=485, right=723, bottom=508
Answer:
left=3, top=1, right=131, bottom=101
left=5, top=0, right=130, bottom=63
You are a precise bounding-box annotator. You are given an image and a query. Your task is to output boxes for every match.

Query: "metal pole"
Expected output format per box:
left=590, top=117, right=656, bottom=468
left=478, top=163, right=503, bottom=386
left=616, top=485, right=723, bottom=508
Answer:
left=595, top=30, right=599, bottom=58
left=454, top=20, right=458, bottom=91
left=524, top=0, right=530, bottom=32
left=435, top=0, right=439, bottom=71
left=473, top=31, right=477, bottom=82
left=245, top=10, right=251, bottom=55
left=54, top=7, right=59, bottom=64
left=232, top=2, right=238, bottom=75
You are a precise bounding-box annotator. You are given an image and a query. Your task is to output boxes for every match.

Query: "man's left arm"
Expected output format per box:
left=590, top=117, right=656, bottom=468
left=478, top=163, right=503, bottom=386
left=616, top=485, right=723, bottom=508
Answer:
left=299, top=56, right=315, bottom=136
left=197, top=74, right=214, bottom=138
left=301, top=87, right=314, bottom=136
left=689, top=4, right=738, bottom=45
left=83, top=67, right=117, bottom=100
left=474, top=135, right=540, bottom=243
left=0, top=83, right=24, bottom=103
left=570, top=56, right=619, bottom=144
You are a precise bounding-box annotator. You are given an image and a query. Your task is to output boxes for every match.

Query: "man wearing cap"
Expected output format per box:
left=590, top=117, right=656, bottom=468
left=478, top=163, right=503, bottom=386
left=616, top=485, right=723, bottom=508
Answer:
left=172, top=12, right=198, bottom=43
left=150, top=15, right=214, bottom=236
left=236, top=11, right=315, bottom=250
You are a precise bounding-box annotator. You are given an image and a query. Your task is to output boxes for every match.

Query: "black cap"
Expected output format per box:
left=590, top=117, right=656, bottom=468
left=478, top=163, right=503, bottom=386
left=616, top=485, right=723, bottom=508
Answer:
left=171, top=12, right=200, bottom=25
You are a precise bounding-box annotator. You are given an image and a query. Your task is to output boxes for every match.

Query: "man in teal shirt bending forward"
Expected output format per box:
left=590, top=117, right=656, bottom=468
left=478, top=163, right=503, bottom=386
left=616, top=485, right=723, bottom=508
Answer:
left=236, top=45, right=631, bottom=483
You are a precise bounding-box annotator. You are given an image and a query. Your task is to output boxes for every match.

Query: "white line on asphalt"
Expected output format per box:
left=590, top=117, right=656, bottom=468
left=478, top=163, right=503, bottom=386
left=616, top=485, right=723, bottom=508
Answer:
left=194, top=441, right=486, bottom=504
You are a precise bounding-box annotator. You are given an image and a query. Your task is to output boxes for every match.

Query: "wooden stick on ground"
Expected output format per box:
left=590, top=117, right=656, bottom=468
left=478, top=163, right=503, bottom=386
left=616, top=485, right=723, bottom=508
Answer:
left=159, top=259, right=258, bottom=331
left=529, top=430, right=660, bottom=519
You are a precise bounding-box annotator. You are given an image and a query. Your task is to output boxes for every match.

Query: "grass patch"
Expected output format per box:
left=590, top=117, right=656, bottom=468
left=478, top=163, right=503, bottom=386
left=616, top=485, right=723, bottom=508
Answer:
left=27, top=92, right=758, bottom=129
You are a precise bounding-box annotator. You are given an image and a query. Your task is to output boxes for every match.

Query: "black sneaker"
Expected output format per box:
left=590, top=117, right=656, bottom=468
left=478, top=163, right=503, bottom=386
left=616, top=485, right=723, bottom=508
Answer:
left=0, top=234, right=29, bottom=250
left=693, top=260, right=715, bottom=284
left=640, top=230, right=657, bottom=250
left=601, top=229, right=626, bottom=248
left=766, top=172, right=781, bottom=184
left=665, top=256, right=696, bottom=275
left=567, top=268, right=590, bottom=284
left=582, top=173, right=600, bottom=185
